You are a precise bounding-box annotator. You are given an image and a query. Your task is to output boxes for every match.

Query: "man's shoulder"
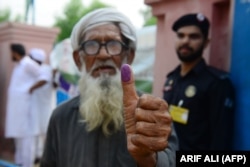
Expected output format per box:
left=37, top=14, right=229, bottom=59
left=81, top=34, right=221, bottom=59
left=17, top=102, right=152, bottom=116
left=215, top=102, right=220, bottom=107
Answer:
left=166, top=67, right=179, bottom=78
left=21, top=56, right=39, bottom=69
left=52, top=96, right=80, bottom=119
left=206, top=66, right=231, bottom=81
left=205, top=66, right=235, bottom=93
left=22, top=56, right=34, bottom=64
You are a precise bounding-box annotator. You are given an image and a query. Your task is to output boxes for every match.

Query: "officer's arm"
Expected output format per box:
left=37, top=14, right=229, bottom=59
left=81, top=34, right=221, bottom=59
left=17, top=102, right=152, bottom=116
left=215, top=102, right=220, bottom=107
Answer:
left=208, top=78, right=235, bottom=150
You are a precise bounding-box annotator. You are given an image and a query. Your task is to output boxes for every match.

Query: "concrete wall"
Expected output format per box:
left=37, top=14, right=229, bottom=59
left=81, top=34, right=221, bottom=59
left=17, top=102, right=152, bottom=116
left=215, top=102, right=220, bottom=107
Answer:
left=0, top=22, right=59, bottom=160
left=145, top=0, right=232, bottom=97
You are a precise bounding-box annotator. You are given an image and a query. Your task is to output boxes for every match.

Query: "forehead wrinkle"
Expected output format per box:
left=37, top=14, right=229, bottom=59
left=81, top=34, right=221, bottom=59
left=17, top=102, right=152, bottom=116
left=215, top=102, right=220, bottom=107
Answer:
left=83, top=24, right=122, bottom=42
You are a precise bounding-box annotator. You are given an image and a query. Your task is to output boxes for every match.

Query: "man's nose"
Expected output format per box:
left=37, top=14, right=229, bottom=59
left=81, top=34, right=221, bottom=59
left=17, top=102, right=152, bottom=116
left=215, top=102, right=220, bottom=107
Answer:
left=181, top=36, right=190, bottom=44
left=96, top=46, right=111, bottom=60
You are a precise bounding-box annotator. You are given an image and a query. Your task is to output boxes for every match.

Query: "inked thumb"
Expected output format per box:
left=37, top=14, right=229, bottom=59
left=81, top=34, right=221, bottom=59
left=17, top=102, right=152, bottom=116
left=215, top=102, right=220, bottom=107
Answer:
left=121, top=64, right=139, bottom=108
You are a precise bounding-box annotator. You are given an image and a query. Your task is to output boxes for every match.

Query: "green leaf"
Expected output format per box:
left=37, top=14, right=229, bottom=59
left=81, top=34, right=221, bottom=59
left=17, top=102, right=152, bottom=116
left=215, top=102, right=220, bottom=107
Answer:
left=53, top=0, right=111, bottom=42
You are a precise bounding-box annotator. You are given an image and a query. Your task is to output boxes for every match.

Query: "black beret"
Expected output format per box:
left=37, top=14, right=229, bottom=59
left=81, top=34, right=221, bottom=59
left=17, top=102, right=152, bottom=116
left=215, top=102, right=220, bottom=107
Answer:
left=172, top=13, right=210, bottom=38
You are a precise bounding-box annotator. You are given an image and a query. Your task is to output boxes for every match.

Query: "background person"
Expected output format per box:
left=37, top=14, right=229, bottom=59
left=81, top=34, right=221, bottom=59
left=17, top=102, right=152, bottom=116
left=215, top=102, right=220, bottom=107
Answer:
left=163, top=13, right=235, bottom=150
left=5, top=44, right=41, bottom=167
left=29, top=48, right=55, bottom=164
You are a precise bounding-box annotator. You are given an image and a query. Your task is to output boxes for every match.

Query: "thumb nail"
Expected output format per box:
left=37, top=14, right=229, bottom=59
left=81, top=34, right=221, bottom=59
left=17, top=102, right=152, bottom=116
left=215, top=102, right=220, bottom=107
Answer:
left=121, top=64, right=131, bottom=82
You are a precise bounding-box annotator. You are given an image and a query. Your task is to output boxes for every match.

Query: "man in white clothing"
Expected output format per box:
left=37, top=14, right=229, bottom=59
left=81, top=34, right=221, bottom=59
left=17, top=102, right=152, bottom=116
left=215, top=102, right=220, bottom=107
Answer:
left=29, top=48, right=55, bottom=163
left=5, top=44, right=41, bottom=167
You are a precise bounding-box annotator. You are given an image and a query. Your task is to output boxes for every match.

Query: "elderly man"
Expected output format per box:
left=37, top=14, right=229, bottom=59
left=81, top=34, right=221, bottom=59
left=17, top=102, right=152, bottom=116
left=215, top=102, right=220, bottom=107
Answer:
left=41, top=8, right=178, bottom=167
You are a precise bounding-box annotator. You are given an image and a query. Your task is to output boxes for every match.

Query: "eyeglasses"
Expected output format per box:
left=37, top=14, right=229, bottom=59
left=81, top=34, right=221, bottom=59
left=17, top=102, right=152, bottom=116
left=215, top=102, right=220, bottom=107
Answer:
left=79, top=40, right=128, bottom=56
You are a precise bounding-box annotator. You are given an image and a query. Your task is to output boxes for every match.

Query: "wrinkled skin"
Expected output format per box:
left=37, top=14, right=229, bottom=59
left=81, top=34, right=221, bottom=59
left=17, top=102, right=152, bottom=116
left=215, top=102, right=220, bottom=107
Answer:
left=73, top=23, right=172, bottom=166
left=121, top=64, right=172, bottom=167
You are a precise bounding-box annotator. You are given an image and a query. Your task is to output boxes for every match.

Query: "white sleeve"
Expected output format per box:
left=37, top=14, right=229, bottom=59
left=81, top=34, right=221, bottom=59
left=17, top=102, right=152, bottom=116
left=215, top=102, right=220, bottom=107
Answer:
left=38, top=65, right=52, bottom=82
left=24, top=57, right=40, bottom=78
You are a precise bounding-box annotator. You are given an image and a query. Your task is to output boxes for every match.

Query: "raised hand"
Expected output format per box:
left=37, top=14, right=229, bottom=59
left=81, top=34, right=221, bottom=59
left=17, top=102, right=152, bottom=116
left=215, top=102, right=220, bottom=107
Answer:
left=121, top=64, right=172, bottom=167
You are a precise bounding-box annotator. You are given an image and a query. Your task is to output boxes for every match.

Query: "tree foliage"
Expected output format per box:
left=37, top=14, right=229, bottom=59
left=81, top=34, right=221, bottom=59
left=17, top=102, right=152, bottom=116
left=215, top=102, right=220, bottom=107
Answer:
left=0, top=8, right=11, bottom=23
left=140, top=7, right=157, bottom=27
left=54, top=0, right=111, bottom=42
left=0, top=8, right=23, bottom=23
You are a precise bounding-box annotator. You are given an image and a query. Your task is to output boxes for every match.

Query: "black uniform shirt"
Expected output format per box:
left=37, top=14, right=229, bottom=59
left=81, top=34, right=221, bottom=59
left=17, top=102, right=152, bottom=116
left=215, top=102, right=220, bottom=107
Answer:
left=163, top=59, right=235, bottom=150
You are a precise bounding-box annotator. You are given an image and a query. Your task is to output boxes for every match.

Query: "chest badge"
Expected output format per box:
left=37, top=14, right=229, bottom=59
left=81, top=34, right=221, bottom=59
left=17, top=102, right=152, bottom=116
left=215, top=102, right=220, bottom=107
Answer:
left=163, top=79, right=174, bottom=92
left=185, top=85, right=196, bottom=98
left=168, top=79, right=174, bottom=85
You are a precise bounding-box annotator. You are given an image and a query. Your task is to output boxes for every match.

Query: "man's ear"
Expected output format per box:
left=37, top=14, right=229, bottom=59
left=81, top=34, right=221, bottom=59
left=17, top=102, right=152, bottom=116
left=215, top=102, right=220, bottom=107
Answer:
left=126, top=49, right=135, bottom=65
left=73, top=51, right=82, bottom=70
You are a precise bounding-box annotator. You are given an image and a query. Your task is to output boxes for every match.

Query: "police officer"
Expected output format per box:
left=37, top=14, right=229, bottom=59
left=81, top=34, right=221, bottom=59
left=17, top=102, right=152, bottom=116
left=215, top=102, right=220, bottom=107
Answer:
left=163, top=13, right=235, bottom=150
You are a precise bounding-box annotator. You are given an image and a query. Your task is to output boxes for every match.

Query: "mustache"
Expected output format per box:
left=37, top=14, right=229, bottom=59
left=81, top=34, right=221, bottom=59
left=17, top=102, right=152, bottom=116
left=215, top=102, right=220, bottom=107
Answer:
left=90, top=60, right=117, bottom=71
left=178, top=45, right=193, bottom=52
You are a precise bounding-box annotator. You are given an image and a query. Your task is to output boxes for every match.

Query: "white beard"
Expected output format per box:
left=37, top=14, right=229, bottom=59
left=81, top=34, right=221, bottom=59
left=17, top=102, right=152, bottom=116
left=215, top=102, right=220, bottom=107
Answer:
left=78, top=61, right=123, bottom=136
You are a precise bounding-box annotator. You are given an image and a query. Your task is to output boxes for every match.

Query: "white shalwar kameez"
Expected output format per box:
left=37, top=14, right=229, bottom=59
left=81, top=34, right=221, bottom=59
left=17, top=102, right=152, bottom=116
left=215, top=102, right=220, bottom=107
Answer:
left=31, top=63, right=54, bottom=158
left=5, top=56, right=41, bottom=167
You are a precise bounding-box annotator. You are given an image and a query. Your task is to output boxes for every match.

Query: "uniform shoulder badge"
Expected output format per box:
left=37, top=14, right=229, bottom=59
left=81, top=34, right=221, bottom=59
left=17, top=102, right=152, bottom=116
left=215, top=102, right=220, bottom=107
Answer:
left=163, top=79, right=174, bottom=92
left=207, top=67, right=229, bottom=80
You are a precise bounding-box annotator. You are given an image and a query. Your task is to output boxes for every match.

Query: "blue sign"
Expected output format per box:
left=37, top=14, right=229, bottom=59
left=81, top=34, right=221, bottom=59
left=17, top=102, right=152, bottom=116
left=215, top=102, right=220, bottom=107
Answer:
left=0, top=160, right=20, bottom=167
left=231, top=0, right=250, bottom=150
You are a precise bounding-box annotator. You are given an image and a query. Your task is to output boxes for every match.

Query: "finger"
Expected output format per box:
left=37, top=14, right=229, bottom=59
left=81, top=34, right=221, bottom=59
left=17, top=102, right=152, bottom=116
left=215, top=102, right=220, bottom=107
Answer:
left=121, top=64, right=139, bottom=135
left=131, top=134, right=168, bottom=152
left=136, top=121, right=171, bottom=137
left=135, top=108, right=172, bottom=124
left=138, top=94, right=168, bottom=111
left=121, top=64, right=139, bottom=108
left=127, top=137, right=152, bottom=156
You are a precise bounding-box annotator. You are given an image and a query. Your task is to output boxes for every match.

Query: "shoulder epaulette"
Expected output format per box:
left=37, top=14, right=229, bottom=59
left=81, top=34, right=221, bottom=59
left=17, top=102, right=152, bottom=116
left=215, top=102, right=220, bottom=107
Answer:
left=167, top=70, right=176, bottom=77
left=207, top=66, right=230, bottom=80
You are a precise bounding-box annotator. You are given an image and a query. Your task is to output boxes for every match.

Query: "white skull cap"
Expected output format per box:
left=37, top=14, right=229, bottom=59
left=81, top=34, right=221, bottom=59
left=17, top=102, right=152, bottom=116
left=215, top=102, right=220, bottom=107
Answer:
left=70, top=7, right=137, bottom=51
left=29, top=48, right=46, bottom=63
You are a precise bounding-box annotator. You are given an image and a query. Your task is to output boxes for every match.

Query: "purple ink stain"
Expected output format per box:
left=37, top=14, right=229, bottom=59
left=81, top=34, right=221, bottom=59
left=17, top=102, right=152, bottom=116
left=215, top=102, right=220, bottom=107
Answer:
left=121, top=64, right=131, bottom=82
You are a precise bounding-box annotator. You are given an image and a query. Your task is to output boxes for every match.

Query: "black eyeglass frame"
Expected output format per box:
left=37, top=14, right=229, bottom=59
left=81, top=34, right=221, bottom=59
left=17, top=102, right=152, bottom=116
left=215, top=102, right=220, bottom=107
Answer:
left=79, top=40, right=129, bottom=56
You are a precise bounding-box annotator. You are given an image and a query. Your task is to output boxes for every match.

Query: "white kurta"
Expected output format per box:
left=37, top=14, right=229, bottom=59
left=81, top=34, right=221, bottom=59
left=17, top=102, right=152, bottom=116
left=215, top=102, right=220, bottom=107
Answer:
left=32, top=64, right=54, bottom=134
left=5, top=56, right=41, bottom=138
